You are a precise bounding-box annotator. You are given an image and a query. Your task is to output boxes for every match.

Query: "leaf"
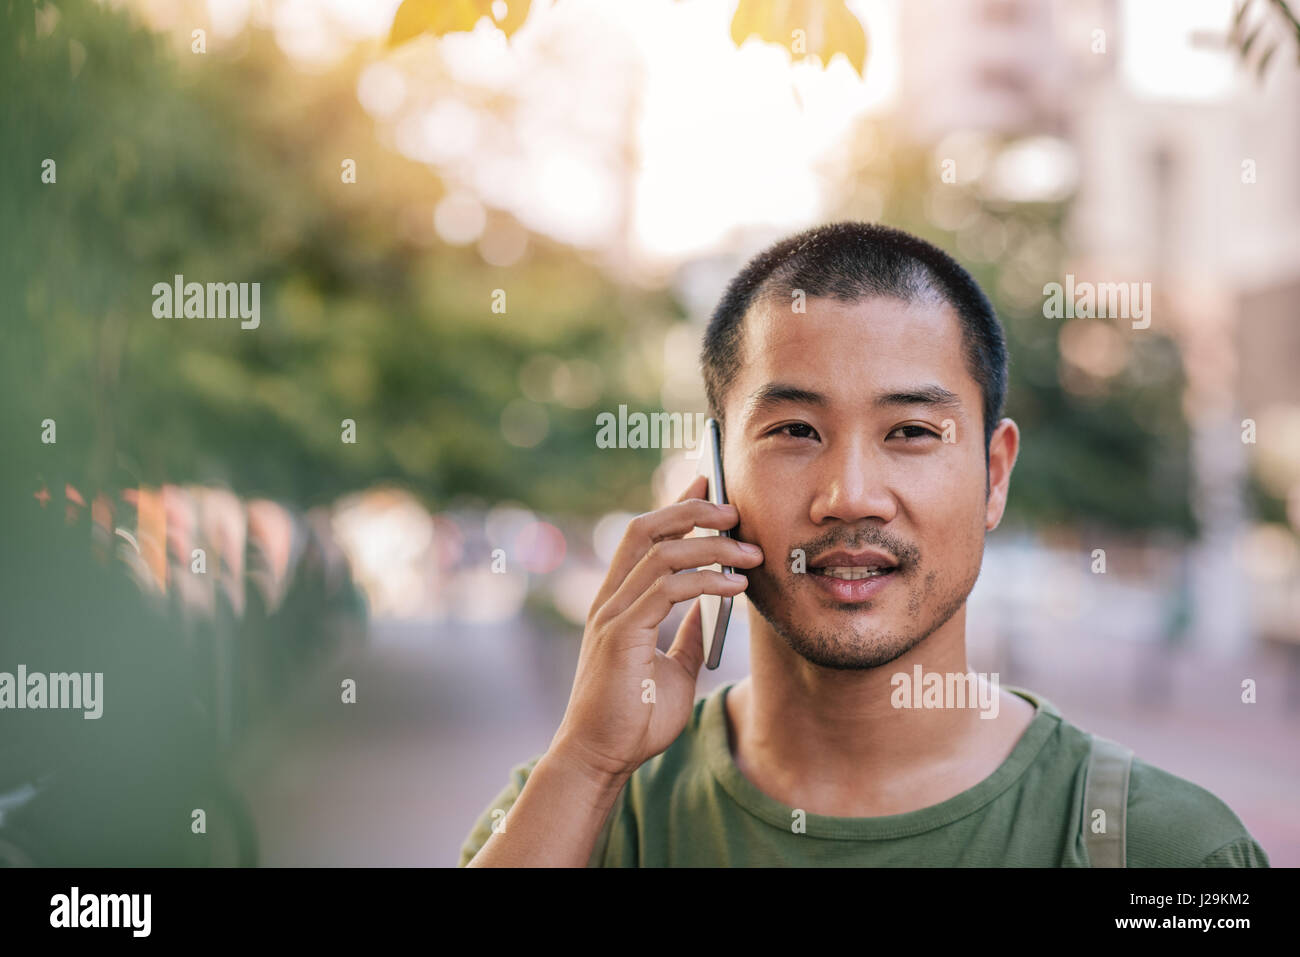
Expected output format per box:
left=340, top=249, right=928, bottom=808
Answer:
left=1231, top=0, right=1253, bottom=41
left=490, top=0, right=532, bottom=38
left=1240, top=23, right=1262, bottom=57
left=819, top=0, right=867, bottom=76
left=730, top=0, right=868, bottom=77
left=387, top=0, right=466, bottom=47
left=1256, top=41, right=1277, bottom=75
left=731, top=0, right=791, bottom=48
left=387, top=0, right=531, bottom=49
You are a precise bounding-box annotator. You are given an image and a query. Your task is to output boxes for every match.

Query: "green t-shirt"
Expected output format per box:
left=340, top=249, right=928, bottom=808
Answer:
left=458, top=682, right=1269, bottom=867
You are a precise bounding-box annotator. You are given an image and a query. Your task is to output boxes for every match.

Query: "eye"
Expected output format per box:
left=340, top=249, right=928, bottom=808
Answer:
left=887, top=424, right=940, bottom=441
left=767, top=422, right=819, bottom=440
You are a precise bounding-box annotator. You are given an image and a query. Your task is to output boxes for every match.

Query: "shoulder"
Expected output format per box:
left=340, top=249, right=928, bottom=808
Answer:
left=1124, top=757, right=1269, bottom=867
left=1010, top=689, right=1268, bottom=867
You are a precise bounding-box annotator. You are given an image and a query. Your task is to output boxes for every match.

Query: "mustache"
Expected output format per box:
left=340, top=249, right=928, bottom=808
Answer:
left=789, top=527, right=921, bottom=571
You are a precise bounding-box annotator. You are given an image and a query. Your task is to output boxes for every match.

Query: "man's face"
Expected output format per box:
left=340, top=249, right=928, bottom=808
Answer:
left=722, top=293, right=1014, bottom=670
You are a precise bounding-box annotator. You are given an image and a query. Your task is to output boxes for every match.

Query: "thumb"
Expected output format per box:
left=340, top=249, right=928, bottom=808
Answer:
left=665, top=598, right=705, bottom=679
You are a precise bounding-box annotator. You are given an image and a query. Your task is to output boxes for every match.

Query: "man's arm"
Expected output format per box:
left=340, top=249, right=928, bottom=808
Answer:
left=460, top=749, right=628, bottom=867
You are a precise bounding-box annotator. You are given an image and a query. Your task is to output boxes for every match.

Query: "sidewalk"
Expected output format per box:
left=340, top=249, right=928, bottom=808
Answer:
left=231, top=613, right=1299, bottom=866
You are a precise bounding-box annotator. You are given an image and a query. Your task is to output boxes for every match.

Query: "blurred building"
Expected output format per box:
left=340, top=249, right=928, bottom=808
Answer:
left=897, top=0, right=1075, bottom=141
left=897, top=0, right=1300, bottom=656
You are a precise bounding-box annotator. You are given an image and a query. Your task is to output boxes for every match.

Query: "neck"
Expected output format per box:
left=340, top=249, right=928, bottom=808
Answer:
left=725, top=603, right=1031, bottom=815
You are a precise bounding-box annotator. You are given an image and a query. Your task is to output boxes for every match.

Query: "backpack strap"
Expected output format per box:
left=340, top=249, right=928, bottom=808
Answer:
left=1084, top=733, right=1134, bottom=867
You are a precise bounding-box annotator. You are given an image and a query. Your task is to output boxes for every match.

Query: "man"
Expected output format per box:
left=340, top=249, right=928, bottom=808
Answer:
left=458, top=222, right=1269, bottom=867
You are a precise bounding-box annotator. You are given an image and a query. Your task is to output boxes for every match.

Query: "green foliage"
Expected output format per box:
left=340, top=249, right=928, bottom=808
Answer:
left=2, top=0, right=1196, bottom=534
left=2, top=0, right=665, bottom=514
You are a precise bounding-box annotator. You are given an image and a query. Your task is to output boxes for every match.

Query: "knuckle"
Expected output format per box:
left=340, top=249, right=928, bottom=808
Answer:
left=649, top=574, right=677, bottom=602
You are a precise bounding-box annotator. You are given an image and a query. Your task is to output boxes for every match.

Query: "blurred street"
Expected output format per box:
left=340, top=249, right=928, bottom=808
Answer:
left=232, top=609, right=1300, bottom=867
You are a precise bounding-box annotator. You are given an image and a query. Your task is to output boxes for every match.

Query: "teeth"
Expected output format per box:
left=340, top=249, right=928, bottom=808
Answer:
left=814, top=566, right=891, bottom=580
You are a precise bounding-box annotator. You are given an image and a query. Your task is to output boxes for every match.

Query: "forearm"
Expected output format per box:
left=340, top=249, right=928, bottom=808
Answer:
left=465, top=749, right=629, bottom=867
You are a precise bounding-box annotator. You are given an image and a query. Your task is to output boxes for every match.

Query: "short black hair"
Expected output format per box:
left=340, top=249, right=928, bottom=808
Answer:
left=701, top=221, right=1008, bottom=454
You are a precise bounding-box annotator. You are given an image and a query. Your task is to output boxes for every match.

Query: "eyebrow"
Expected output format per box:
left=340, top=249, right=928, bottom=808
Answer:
left=743, top=382, right=964, bottom=419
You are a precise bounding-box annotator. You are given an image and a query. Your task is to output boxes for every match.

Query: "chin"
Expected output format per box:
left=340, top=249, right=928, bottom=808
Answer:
left=753, top=592, right=921, bottom=671
left=747, top=568, right=948, bottom=668
left=783, top=629, right=922, bottom=671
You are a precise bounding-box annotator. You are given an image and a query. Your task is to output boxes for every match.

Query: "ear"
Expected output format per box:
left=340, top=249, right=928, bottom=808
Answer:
left=985, top=418, right=1019, bottom=531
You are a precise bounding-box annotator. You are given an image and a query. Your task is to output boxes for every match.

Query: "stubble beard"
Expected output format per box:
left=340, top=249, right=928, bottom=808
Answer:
left=743, top=549, right=982, bottom=671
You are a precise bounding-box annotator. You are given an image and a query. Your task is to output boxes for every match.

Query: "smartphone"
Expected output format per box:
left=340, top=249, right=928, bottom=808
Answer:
left=697, top=417, right=733, bottom=670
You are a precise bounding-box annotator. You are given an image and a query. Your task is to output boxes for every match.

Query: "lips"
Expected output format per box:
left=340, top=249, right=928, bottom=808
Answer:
left=806, top=547, right=900, bottom=602
left=808, top=566, right=895, bottom=602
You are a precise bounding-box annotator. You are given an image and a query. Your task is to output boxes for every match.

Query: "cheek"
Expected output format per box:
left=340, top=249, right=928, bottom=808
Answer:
left=951, top=497, right=989, bottom=568
left=936, top=442, right=987, bottom=507
left=903, top=460, right=987, bottom=553
left=898, top=464, right=959, bottom=504
left=892, top=434, right=980, bottom=488
left=730, top=474, right=797, bottom=566
left=739, top=515, right=790, bottom=567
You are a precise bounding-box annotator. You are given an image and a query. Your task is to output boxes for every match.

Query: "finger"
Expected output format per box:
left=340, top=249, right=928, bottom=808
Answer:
left=665, top=598, right=705, bottom=679
left=601, top=535, right=761, bottom=621
left=675, top=473, right=708, bottom=504
left=592, top=498, right=739, bottom=613
left=589, top=478, right=707, bottom=617
left=619, top=568, right=747, bottom=635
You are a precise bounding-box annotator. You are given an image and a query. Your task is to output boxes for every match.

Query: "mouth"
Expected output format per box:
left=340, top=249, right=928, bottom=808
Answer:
left=807, top=549, right=900, bottom=603
left=809, top=548, right=899, bottom=577
left=810, top=565, right=895, bottom=580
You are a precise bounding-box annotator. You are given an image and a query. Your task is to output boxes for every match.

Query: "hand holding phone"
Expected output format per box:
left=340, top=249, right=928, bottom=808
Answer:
left=549, top=460, right=761, bottom=786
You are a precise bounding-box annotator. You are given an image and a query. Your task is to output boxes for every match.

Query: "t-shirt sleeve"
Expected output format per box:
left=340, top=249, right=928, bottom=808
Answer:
left=457, top=755, right=543, bottom=867
left=1125, top=759, right=1271, bottom=867
left=456, top=754, right=630, bottom=867
left=1195, top=837, right=1270, bottom=868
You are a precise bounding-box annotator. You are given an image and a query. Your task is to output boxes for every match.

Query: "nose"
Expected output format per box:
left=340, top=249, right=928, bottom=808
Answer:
left=808, top=431, right=898, bottom=526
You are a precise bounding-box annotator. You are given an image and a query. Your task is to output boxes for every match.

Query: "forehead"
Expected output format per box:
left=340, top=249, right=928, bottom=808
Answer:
left=729, top=294, right=973, bottom=415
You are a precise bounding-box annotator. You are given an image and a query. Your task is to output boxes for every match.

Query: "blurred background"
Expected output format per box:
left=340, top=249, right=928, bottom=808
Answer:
left=1, top=0, right=1297, bottom=866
